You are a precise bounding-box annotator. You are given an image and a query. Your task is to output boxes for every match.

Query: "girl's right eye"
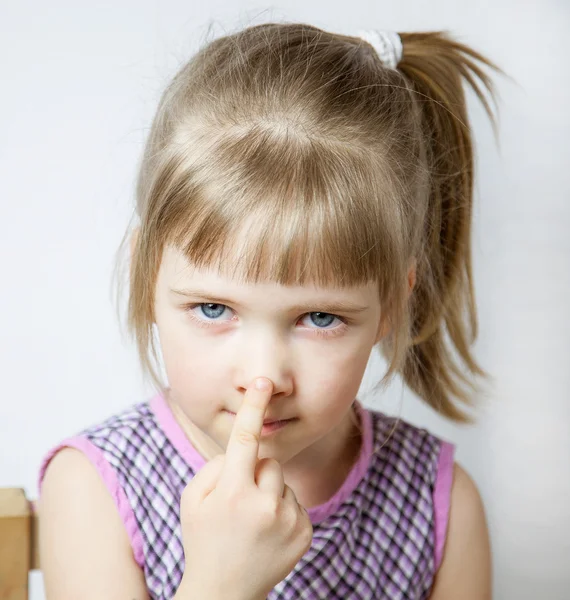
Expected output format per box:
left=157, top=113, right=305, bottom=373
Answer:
left=183, top=303, right=235, bottom=328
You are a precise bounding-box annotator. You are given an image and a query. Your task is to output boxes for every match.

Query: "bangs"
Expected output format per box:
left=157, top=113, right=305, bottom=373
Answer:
left=161, top=124, right=406, bottom=292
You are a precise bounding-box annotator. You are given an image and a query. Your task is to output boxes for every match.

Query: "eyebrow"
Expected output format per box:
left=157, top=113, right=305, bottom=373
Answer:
left=169, top=287, right=370, bottom=314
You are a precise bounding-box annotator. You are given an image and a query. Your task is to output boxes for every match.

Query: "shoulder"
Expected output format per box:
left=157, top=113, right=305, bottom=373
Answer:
left=429, top=463, right=492, bottom=600
left=38, top=400, right=159, bottom=486
left=368, top=410, right=441, bottom=455
left=37, top=401, right=159, bottom=562
left=367, top=410, right=447, bottom=484
left=80, top=400, right=157, bottom=442
left=39, top=447, right=150, bottom=599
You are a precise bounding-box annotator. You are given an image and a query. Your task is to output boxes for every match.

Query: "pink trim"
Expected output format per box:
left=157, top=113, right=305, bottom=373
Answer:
left=150, top=394, right=206, bottom=473
left=37, top=436, right=145, bottom=568
left=433, top=441, right=455, bottom=571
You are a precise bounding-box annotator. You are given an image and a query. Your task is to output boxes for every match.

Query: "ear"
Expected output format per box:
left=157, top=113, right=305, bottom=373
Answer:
left=128, top=227, right=141, bottom=287
left=130, top=226, right=140, bottom=260
left=375, top=315, right=391, bottom=344
left=374, top=259, right=417, bottom=344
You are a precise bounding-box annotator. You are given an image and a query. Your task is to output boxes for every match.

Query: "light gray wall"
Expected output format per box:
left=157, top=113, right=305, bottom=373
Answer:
left=1, top=1, right=568, bottom=598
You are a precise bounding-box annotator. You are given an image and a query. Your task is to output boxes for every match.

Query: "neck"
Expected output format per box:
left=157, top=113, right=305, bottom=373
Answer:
left=280, top=404, right=363, bottom=508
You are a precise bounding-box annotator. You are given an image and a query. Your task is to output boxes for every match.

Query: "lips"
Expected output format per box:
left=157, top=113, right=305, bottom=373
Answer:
left=225, top=410, right=291, bottom=425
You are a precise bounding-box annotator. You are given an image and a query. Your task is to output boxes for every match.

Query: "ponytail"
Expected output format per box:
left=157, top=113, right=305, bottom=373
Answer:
left=395, top=32, right=505, bottom=421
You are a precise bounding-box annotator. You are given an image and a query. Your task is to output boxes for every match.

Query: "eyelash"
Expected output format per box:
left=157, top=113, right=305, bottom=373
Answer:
left=182, top=303, right=350, bottom=339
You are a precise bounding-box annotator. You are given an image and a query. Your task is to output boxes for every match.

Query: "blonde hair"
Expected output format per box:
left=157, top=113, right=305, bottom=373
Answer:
left=113, top=23, right=506, bottom=423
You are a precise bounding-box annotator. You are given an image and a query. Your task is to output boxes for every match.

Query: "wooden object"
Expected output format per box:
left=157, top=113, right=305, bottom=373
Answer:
left=0, top=488, right=39, bottom=600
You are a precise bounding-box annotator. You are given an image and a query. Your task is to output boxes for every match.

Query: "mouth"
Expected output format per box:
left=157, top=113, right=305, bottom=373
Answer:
left=224, top=410, right=298, bottom=437
left=224, top=410, right=294, bottom=425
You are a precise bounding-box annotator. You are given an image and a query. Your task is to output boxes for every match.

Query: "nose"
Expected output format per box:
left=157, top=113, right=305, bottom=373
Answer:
left=233, top=328, right=293, bottom=399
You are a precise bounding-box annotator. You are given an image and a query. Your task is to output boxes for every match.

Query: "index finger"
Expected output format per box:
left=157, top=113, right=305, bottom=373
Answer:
left=220, top=377, right=273, bottom=487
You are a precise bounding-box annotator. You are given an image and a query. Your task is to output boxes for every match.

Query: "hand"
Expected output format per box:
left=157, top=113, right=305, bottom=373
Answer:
left=178, top=377, right=314, bottom=600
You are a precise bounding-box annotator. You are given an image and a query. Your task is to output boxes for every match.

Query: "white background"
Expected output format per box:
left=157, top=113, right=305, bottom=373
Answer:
left=1, top=1, right=569, bottom=598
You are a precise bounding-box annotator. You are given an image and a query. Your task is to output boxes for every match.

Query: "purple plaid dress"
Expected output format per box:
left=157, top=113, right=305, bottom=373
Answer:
left=38, top=394, right=454, bottom=599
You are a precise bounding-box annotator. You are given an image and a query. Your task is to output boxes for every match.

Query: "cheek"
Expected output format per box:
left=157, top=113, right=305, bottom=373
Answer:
left=304, top=342, right=372, bottom=406
left=159, top=338, right=224, bottom=424
left=156, top=319, right=218, bottom=394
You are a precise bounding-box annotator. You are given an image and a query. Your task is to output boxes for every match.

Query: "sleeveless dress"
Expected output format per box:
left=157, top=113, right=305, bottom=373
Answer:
left=38, top=394, right=454, bottom=600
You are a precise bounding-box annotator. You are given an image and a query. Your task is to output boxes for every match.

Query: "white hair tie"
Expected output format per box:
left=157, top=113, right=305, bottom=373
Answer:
left=356, top=30, right=403, bottom=70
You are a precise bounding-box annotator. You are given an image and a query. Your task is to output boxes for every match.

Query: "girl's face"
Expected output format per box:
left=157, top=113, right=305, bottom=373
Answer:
left=153, top=244, right=385, bottom=474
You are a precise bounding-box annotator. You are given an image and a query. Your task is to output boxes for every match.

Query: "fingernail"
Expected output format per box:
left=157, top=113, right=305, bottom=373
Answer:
left=255, top=377, right=270, bottom=391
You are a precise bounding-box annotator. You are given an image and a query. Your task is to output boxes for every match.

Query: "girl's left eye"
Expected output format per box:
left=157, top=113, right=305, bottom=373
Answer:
left=182, top=303, right=349, bottom=338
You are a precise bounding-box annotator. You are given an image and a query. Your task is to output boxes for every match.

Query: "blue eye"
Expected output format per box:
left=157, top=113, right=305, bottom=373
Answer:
left=307, top=312, right=335, bottom=328
left=199, top=303, right=226, bottom=320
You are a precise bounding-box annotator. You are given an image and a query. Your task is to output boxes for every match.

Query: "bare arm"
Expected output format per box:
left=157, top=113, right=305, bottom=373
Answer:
left=39, top=447, right=150, bottom=600
left=429, top=463, right=492, bottom=599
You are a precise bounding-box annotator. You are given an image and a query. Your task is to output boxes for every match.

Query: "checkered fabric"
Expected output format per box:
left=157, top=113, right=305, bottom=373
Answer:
left=42, top=398, right=445, bottom=599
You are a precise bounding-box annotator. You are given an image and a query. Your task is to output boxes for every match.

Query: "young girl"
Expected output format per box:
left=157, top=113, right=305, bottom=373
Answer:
left=37, top=22, right=503, bottom=600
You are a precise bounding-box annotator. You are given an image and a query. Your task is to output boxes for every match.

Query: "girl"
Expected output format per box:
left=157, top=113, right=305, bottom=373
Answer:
left=38, top=22, right=503, bottom=600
